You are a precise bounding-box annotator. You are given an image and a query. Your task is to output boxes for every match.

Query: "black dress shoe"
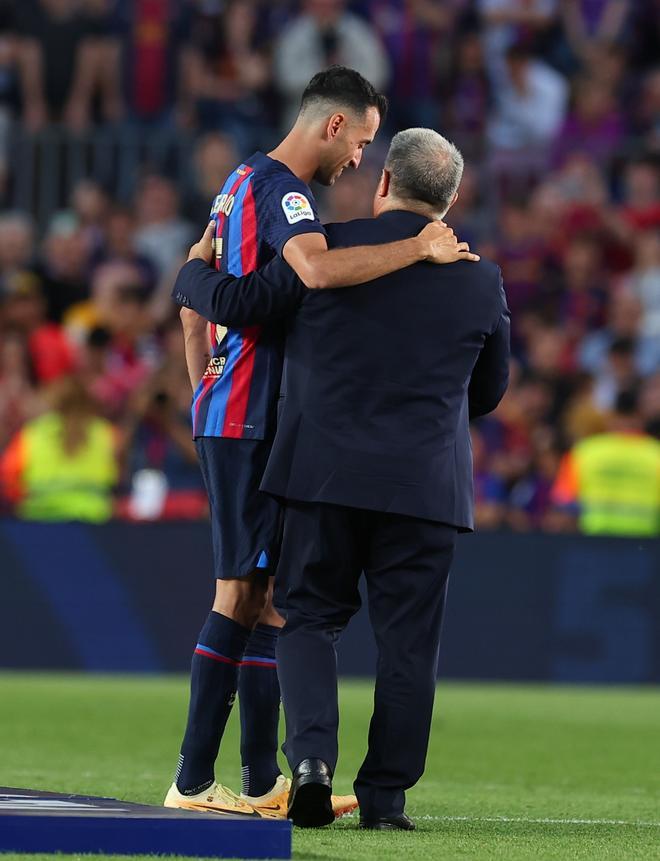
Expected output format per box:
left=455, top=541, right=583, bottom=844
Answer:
left=359, top=813, right=416, bottom=831
left=287, top=758, right=334, bottom=828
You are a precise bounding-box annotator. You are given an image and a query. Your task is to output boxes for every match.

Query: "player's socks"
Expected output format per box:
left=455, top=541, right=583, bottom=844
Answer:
left=238, top=623, right=281, bottom=797
left=175, top=611, right=251, bottom=795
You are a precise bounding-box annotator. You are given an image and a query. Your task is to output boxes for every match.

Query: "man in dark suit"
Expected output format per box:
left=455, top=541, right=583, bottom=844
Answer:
left=173, top=128, right=510, bottom=830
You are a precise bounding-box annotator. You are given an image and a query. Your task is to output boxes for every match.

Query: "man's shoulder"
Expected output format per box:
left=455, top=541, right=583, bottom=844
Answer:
left=251, top=160, right=317, bottom=216
left=450, top=257, right=505, bottom=312
left=251, top=155, right=312, bottom=193
left=324, top=217, right=380, bottom=247
left=452, top=256, right=501, bottom=281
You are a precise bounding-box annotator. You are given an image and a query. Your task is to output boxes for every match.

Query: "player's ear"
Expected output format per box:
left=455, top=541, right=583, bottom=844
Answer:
left=326, top=113, right=345, bottom=140
left=378, top=169, right=391, bottom=198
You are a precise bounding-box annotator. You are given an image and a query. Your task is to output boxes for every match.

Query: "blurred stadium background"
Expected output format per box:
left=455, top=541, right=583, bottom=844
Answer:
left=0, top=1, right=659, bottom=858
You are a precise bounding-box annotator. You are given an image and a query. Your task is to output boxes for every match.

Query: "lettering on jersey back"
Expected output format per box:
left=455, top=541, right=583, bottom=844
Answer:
left=210, top=193, right=235, bottom=218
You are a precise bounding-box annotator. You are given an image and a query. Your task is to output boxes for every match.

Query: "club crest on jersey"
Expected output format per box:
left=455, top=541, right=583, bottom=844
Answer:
left=281, top=192, right=314, bottom=224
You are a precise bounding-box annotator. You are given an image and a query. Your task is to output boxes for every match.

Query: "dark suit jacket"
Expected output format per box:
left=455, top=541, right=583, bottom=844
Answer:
left=173, top=210, right=510, bottom=530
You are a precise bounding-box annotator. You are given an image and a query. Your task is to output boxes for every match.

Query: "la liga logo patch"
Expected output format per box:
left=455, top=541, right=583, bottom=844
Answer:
left=282, top=191, right=314, bottom=224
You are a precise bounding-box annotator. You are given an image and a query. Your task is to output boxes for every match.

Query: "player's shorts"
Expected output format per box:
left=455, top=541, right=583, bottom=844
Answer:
left=195, top=436, right=282, bottom=580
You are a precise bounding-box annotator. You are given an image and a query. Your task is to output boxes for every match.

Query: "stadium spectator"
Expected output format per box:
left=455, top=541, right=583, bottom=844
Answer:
left=94, top=271, right=155, bottom=410
left=551, top=390, right=660, bottom=536
left=478, top=0, right=558, bottom=69
left=545, top=153, right=630, bottom=273
left=76, top=0, right=125, bottom=126
left=559, top=0, right=631, bottom=70
left=490, top=201, right=547, bottom=323
left=15, top=0, right=103, bottom=130
left=133, top=175, right=194, bottom=279
left=632, top=67, right=660, bottom=148
left=33, top=211, right=91, bottom=323
left=487, top=43, right=568, bottom=190
left=552, top=235, right=608, bottom=342
left=0, top=330, right=39, bottom=452
left=65, top=263, right=155, bottom=416
left=446, top=163, right=493, bottom=249
left=443, top=28, right=491, bottom=160
left=472, top=425, right=507, bottom=529
left=580, top=41, right=631, bottom=107
left=88, top=260, right=150, bottom=324
left=590, top=336, right=641, bottom=412
left=91, top=205, right=157, bottom=295
left=113, top=0, right=193, bottom=127
left=0, top=373, right=118, bottom=522
left=624, top=230, right=660, bottom=340
left=364, top=0, right=459, bottom=130
left=273, top=0, right=389, bottom=130
left=560, top=372, right=609, bottom=443
left=71, top=180, right=111, bottom=256
left=118, top=317, right=206, bottom=521
left=0, top=1, right=19, bottom=197
left=551, top=76, right=625, bottom=171
left=0, top=212, right=35, bottom=295
left=630, top=0, right=660, bottom=71
left=579, top=289, right=660, bottom=379
left=182, top=133, right=239, bottom=226
left=2, top=276, right=75, bottom=384
left=640, top=371, right=660, bottom=434
left=618, top=159, right=660, bottom=235
left=507, top=427, right=561, bottom=531
left=184, top=0, right=272, bottom=148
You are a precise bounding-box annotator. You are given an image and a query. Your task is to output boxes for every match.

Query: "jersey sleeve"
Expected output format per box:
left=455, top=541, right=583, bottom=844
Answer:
left=257, top=173, right=326, bottom=258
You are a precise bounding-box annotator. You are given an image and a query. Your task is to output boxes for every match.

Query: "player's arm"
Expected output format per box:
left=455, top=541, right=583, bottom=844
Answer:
left=173, top=221, right=306, bottom=327
left=283, top=223, right=479, bottom=290
left=179, top=307, right=210, bottom=391
left=268, top=179, right=478, bottom=290
left=176, top=259, right=305, bottom=327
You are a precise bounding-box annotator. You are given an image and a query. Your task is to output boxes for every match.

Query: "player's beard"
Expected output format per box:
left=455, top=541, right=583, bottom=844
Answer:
left=314, top=156, right=343, bottom=187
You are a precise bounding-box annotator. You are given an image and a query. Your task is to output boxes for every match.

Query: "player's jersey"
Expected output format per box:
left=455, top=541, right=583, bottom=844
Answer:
left=191, top=152, right=325, bottom=440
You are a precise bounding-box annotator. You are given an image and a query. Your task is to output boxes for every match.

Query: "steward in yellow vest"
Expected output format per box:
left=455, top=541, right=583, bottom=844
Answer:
left=0, top=376, right=117, bottom=523
left=552, top=392, right=660, bottom=537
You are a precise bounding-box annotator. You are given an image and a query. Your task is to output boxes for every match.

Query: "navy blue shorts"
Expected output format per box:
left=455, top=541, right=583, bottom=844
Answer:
left=195, top=437, right=282, bottom=580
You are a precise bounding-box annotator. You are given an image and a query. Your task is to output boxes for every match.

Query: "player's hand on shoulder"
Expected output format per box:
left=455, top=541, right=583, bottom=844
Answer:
left=418, top=221, right=480, bottom=264
left=187, top=221, right=216, bottom=265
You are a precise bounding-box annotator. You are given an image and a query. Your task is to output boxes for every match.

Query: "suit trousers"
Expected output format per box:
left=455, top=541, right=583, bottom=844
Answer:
left=275, top=500, right=456, bottom=820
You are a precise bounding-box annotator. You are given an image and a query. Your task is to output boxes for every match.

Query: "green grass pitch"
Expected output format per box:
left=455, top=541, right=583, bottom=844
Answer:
left=1, top=673, right=659, bottom=860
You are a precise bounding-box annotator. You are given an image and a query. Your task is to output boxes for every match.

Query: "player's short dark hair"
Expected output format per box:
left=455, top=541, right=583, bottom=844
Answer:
left=300, top=65, right=388, bottom=123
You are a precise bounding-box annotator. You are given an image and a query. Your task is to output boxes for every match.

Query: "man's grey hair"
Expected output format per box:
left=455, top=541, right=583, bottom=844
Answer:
left=384, top=129, right=464, bottom=214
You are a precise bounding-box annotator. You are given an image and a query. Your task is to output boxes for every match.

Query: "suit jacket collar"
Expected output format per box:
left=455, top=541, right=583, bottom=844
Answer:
left=375, top=209, right=434, bottom=238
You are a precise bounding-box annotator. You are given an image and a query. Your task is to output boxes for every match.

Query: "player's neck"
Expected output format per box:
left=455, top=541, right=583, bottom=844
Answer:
left=268, top=129, right=317, bottom=185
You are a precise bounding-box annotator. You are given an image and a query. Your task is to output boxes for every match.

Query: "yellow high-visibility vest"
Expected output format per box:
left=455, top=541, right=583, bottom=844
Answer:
left=573, top=433, right=660, bottom=537
left=18, top=412, right=117, bottom=523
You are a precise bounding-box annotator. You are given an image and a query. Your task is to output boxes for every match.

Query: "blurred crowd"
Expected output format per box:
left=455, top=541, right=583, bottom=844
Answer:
left=0, top=0, right=660, bottom=534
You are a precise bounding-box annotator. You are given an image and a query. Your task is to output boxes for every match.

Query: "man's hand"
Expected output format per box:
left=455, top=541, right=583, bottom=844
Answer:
left=418, top=221, right=480, bottom=264
left=187, top=220, right=216, bottom=265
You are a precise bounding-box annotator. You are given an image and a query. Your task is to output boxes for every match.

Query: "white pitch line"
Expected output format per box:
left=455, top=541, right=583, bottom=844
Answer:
left=420, top=815, right=660, bottom=828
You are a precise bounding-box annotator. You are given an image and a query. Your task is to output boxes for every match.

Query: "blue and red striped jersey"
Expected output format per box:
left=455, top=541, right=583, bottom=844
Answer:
left=191, top=152, right=325, bottom=440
